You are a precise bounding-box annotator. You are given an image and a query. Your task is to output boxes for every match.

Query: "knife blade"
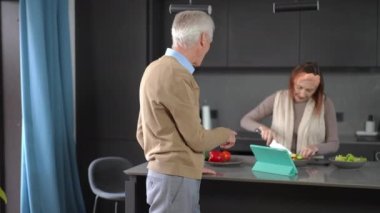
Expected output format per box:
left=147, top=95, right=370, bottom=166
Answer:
left=255, top=128, right=292, bottom=155
left=269, top=139, right=292, bottom=155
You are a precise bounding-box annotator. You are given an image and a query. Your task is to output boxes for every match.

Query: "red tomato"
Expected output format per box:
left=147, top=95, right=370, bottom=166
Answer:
left=221, top=150, right=231, bottom=162
left=208, top=150, right=223, bottom=162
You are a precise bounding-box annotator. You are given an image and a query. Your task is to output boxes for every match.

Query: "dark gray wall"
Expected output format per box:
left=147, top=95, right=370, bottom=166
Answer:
left=1, top=2, right=21, bottom=213
left=195, top=68, right=380, bottom=136
left=75, top=0, right=148, bottom=212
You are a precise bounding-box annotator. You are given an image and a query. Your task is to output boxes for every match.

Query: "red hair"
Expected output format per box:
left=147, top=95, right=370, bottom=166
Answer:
left=288, top=62, right=325, bottom=115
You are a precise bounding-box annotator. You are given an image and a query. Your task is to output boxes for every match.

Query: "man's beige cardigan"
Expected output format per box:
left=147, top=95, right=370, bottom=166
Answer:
left=137, top=55, right=231, bottom=179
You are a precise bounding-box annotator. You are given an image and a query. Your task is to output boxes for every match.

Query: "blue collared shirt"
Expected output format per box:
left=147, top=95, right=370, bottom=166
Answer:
left=165, top=48, right=195, bottom=74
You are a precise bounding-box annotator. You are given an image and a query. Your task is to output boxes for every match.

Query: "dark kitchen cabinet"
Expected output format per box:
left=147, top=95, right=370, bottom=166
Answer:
left=228, top=0, right=299, bottom=67
left=160, top=0, right=379, bottom=67
left=229, top=0, right=378, bottom=67
left=203, top=0, right=228, bottom=66
left=378, top=0, right=380, bottom=66
left=161, top=0, right=228, bottom=67
left=161, top=0, right=300, bottom=67
left=300, top=0, right=378, bottom=67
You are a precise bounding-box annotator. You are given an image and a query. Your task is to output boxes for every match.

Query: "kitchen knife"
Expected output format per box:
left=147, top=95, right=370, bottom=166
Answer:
left=255, top=128, right=292, bottom=155
left=269, top=140, right=292, bottom=155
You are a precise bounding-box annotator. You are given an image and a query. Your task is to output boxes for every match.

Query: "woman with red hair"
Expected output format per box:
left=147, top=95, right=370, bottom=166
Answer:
left=241, top=62, right=339, bottom=158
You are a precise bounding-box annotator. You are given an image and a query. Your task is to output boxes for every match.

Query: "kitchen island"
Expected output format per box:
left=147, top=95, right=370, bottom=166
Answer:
left=124, top=155, right=380, bottom=213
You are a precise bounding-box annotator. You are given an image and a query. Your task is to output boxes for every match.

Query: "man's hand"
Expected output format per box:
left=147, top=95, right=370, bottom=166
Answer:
left=220, top=130, right=237, bottom=149
left=202, top=167, right=217, bottom=175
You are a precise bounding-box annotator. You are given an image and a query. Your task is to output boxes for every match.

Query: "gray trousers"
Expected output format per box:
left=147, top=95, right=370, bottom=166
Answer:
left=146, top=170, right=201, bottom=213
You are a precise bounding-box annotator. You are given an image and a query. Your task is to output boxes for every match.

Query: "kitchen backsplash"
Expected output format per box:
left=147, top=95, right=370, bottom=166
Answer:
left=195, top=67, right=380, bottom=137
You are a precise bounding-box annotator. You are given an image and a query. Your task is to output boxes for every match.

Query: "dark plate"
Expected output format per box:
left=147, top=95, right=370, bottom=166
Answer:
left=205, top=157, right=243, bottom=166
left=329, top=158, right=366, bottom=169
left=293, top=159, right=310, bottom=167
left=308, top=158, right=331, bottom=166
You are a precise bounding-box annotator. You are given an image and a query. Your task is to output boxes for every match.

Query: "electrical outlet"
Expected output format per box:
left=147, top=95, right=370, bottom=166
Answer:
left=336, top=112, right=344, bottom=122
left=375, top=151, right=380, bottom=161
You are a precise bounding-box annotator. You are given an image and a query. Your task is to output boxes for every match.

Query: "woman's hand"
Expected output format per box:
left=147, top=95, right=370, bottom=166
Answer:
left=258, top=126, right=276, bottom=145
left=300, top=145, right=319, bottom=158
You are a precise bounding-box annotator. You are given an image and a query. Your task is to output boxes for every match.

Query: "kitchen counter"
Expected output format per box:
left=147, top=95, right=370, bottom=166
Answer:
left=124, top=155, right=380, bottom=213
left=233, top=131, right=380, bottom=160
left=236, top=130, right=380, bottom=143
